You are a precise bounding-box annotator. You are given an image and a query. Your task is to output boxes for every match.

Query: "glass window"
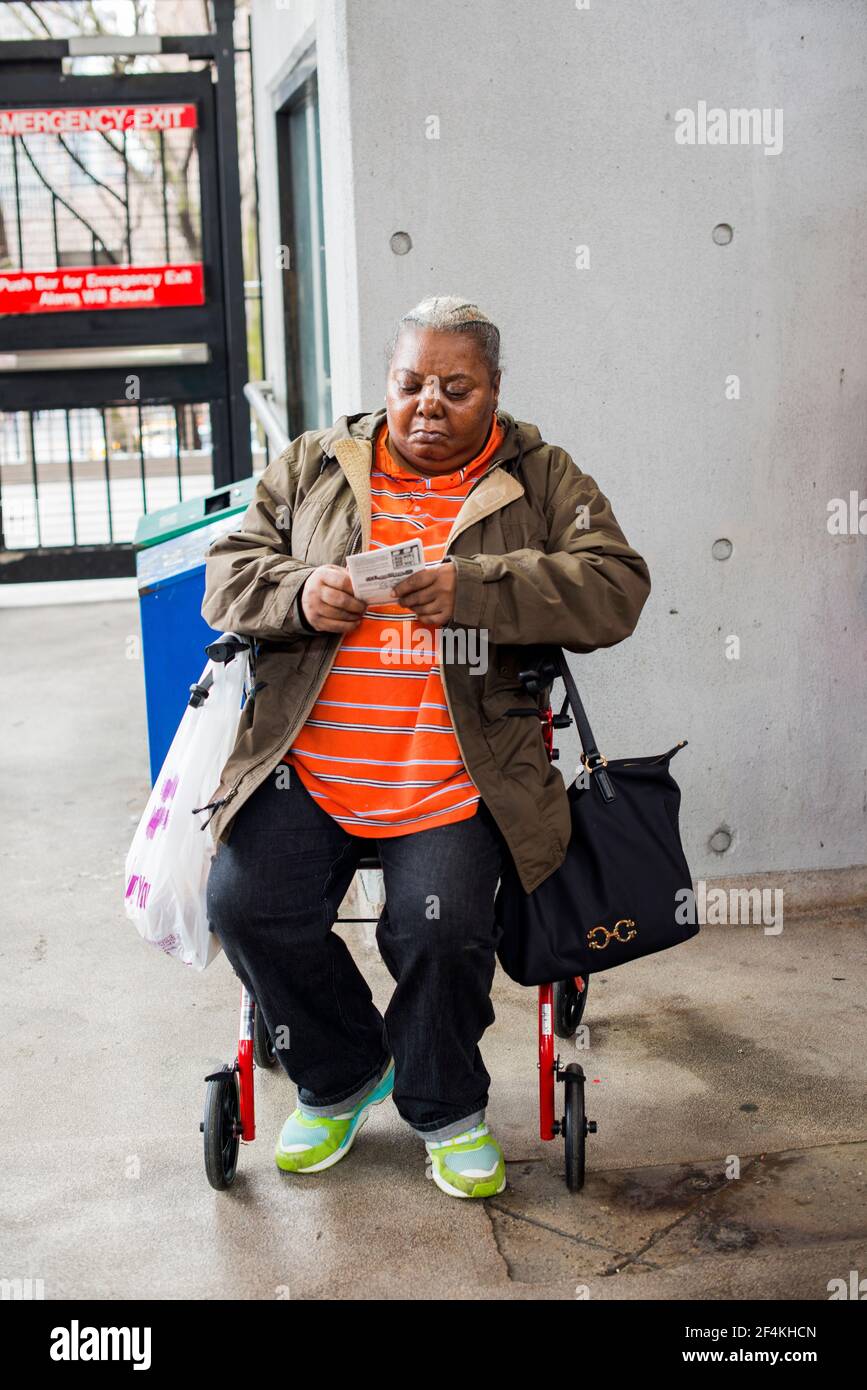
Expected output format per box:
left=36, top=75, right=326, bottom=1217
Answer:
left=278, top=74, right=332, bottom=433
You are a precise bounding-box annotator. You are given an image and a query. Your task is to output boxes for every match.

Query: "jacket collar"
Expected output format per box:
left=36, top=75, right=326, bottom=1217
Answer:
left=320, top=407, right=543, bottom=550
left=320, top=405, right=540, bottom=469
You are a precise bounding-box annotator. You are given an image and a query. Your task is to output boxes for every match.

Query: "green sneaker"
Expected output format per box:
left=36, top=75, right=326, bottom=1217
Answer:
left=425, top=1122, right=506, bottom=1198
left=275, top=1059, right=395, bottom=1174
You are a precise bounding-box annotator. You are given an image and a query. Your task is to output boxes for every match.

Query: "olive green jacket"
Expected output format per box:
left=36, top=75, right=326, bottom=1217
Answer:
left=199, top=406, right=651, bottom=892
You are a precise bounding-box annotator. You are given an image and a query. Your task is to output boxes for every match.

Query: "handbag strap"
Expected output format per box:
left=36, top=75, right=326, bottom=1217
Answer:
left=552, top=648, right=617, bottom=801
left=552, top=649, right=600, bottom=764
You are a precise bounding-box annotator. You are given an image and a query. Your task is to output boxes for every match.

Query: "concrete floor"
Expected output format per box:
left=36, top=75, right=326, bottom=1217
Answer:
left=2, top=598, right=865, bottom=1301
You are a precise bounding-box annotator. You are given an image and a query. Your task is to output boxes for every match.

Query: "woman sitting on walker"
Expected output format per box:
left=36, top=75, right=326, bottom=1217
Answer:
left=202, top=295, right=650, bottom=1199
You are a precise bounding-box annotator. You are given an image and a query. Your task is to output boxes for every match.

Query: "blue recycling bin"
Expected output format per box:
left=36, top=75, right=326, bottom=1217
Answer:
left=134, top=480, right=255, bottom=785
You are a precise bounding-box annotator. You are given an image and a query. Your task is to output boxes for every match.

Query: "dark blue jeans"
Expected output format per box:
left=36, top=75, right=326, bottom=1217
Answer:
left=205, top=769, right=506, bottom=1142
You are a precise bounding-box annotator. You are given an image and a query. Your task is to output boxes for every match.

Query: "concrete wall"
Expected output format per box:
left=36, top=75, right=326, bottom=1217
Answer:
left=250, top=0, right=867, bottom=881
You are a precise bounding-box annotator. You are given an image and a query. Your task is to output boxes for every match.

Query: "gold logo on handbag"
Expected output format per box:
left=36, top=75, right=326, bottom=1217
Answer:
left=587, top=918, right=637, bottom=950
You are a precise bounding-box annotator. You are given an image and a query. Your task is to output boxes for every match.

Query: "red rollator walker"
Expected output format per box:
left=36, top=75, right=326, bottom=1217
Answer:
left=200, top=644, right=595, bottom=1193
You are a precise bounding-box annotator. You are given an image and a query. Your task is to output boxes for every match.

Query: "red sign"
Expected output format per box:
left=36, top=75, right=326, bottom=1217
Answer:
left=0, top=263, right=205, bottom=314
left=0, top=104, right=198, bottom=135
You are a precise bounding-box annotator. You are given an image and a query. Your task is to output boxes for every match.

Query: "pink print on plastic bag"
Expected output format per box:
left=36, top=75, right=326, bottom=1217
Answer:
left=125, top=873, right=150, bottom=909
left=145, top=772, right=180, bottom=838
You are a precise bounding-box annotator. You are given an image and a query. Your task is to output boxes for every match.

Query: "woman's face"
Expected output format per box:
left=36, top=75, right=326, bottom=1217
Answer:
left=385, top=326, right=501, bottom=474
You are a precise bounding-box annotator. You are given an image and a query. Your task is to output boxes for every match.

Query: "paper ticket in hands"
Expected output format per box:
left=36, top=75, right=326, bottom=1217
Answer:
left=346, top=539, right=425, bottom=601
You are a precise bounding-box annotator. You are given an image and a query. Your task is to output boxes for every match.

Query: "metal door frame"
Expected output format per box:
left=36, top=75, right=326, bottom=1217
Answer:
left=0, top=0, right=250, bottom=580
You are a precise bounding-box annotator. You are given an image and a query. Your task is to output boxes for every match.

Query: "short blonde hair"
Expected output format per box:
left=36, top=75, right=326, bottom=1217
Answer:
left=387, top=296, right=501, bottom=378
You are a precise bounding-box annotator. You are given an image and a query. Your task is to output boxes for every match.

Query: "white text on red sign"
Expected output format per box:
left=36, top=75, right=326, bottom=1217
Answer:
left=0, top=264, right=205, bottom=314
left=0, top=105, right=198, bottom=136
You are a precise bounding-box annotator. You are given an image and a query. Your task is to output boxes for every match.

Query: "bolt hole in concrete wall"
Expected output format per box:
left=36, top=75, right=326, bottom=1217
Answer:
left=390, top=231, right=413, bottom=255
left=710, top=827, right=734, bottom=854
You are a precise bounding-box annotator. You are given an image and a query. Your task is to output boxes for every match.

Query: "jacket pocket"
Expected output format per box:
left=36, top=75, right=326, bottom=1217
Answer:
left=289, top=494, right=332, bottom=560
left=480, top=680, right=538, bottom=724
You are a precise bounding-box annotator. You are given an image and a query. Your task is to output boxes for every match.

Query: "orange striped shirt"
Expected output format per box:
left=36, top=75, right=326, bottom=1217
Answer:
left=282, top=413, right=505, bottom=836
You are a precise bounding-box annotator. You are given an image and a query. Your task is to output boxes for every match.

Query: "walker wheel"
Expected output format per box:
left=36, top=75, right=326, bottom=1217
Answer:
left=553, top=975, right=589, bottom=1039
left=563, top=1062, right=592, bottom=1191
left=253, top=1004, right=277, bottom=1069
left=202, top=1065, right=240, bottom=1190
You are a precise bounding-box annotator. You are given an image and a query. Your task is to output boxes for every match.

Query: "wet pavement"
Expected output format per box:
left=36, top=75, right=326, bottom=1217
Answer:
left=3, top=598, right=865, bottom=1300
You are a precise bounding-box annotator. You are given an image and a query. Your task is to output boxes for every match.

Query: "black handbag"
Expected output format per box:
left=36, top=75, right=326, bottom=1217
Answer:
left=495, top=649, right=699, bottom=985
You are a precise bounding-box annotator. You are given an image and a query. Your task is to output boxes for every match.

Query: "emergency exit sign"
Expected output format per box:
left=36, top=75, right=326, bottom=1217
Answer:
left=0, top=103, right=198, bottom=135
left=0, top=102, right=204, bottom=313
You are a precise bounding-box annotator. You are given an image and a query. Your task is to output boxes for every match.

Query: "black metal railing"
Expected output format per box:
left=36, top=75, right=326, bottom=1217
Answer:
left=0, top=402, right=214, bottom=551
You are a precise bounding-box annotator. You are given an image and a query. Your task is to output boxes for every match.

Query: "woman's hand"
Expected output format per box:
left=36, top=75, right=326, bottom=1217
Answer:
left=300, top=565, right=366, bottom=633
left=393, top=560, right=457, bottom=626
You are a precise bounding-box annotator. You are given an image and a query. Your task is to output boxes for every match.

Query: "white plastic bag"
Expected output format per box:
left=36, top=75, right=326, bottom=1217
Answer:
left=124, top=647, right=249, bottom=969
